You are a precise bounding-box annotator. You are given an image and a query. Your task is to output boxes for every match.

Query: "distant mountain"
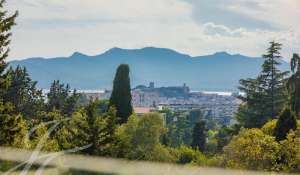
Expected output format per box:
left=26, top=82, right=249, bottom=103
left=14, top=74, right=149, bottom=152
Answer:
left=9, top=47, right=290, bottom=91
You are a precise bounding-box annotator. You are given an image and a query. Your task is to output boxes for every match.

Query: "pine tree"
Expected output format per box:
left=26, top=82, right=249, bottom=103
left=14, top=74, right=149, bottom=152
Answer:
left=109, top=64, right=133, bottom=124
left=287, top=53, right=300, bottom=118
left=274, top=108, right=297, bottom=141
left=69, top=100, right=118, bottom=156
left=47, top=80, right=79, bottom=116
left=0, top=1, right=29, bottom=148
left=3, top=66, right=44, bottom=118
left=191, top=120, right=207, bottom=151
left=237, top=42, right=288, bottom=128
left=259, top=41, right=288, bottom=118
left=0, top=0, right=18, bottom=114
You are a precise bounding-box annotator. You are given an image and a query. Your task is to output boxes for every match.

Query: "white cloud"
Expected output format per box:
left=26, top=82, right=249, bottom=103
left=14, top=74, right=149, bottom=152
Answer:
left=203, top=23, right=246, bottom=37
left=6, top=0, right=300, bottom=61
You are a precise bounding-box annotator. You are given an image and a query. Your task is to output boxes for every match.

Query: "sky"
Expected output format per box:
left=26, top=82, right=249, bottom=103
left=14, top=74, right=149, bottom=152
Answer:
left=7, top=0, right=300, bottom=61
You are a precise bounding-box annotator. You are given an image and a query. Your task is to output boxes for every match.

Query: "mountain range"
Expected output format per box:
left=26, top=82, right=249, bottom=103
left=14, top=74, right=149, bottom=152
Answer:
left=9, top=47, right=290, bottom=91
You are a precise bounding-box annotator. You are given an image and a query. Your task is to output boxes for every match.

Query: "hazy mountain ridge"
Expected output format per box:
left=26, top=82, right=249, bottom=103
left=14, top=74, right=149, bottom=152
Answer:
left=9, top=47, right=290, bottom=91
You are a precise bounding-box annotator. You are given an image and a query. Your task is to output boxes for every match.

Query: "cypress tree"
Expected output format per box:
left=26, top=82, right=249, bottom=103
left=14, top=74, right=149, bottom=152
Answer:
left=274, top=108, right=297, bottom=141
left=191, top=120, right=207, bottom=151
left=109, top=64, right=133, bottom=124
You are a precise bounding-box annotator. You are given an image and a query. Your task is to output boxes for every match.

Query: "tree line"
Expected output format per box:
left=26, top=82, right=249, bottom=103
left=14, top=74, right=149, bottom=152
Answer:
left=0, top=0, right=300, bottom=173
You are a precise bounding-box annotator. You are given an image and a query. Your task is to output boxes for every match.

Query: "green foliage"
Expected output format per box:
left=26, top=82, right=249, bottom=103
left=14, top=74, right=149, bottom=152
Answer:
left=260, top=42, right=288, bottom=117
left=29, top=123, right=60, bottom=152
left=0, top=0, right=18, bottom=124
left=3, top=66, right=44, bottom=119
left=0, top=0, right=18, bottom=93
left=279, top=129, right=300, bottom=172
left=176, top=145, right=206, bottom=165
left=274, top=108, right=297, bottom=141
left=165, top=114, right=192, bottom=147
left=187, top=109, right=203, bottom=124
left=237, top=42, right=288, bottom=128
left=262, top=119, right=300, bottom=136
left=0, top=114, right=28, bottom=148
left=205, top=130, right=218, bottom=155
left=191, top=120, right=207, bottom=151
left=47, top=80, right=79, bottom=116
left=68, top=100, right=118, bottom=156
left=287, top=53, right=300, bottom=117
left=109, top=64, right=133, bottom=124
left=215, top=124, right=240, bottom=153
left=116, top=113, right=170, bottom=161
left=223, top=128, right=281, bottom=171
left=261, top=119, right=278, bottom=135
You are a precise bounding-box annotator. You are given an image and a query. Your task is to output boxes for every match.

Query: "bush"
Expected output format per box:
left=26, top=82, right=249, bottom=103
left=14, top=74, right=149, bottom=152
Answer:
left=279, top=129, right=300, bottom=172
left=176, top=146, right=206, bottom=165
left=262, top=119, right=300, bottom=136
left=223, top=128, right=280, bottom=171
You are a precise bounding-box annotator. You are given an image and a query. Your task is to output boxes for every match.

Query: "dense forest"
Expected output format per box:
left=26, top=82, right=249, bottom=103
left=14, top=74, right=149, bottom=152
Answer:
left=1, top=1, right=300, bottom=173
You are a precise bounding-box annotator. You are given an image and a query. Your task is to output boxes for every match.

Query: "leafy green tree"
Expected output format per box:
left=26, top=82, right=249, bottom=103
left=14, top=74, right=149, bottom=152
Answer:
left=117, top=113, right=168, bottom=161
left=287, top=53, right=300, bottom=117
left=69, top=100, right=118, bottom=156
left=109, top=64, right=133, bottom=124
left=3, top=66, right=44, bottom=118
left=223, top=128, right=280, bottom=171
left=47, top=80, right=79, bottom=116
left=191, top=120, right=207, bottom=151
left=274, top=108, right=297, bottom=141
left=237, top=42, right=288, bottom=128
left=166, top=114, right=192, bottom=147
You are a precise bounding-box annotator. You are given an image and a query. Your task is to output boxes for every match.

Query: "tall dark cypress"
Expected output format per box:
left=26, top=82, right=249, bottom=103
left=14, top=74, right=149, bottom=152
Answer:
left=191, top=120, right=207, bottom=151
left=109, top=64, right=133, bottom=124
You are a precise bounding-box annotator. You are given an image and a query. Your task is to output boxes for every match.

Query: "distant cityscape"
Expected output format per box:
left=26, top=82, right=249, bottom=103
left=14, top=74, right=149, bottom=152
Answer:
left=77, top=82, right=242, bottom=125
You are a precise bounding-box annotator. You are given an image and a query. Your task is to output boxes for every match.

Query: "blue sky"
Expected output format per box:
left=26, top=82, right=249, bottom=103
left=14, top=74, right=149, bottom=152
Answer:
left=7, top=0, right=300, bottom=61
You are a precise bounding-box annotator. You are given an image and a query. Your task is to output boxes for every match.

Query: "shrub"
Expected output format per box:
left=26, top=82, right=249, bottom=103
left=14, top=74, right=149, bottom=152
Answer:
left=223, top=128, right=280, bottom=171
